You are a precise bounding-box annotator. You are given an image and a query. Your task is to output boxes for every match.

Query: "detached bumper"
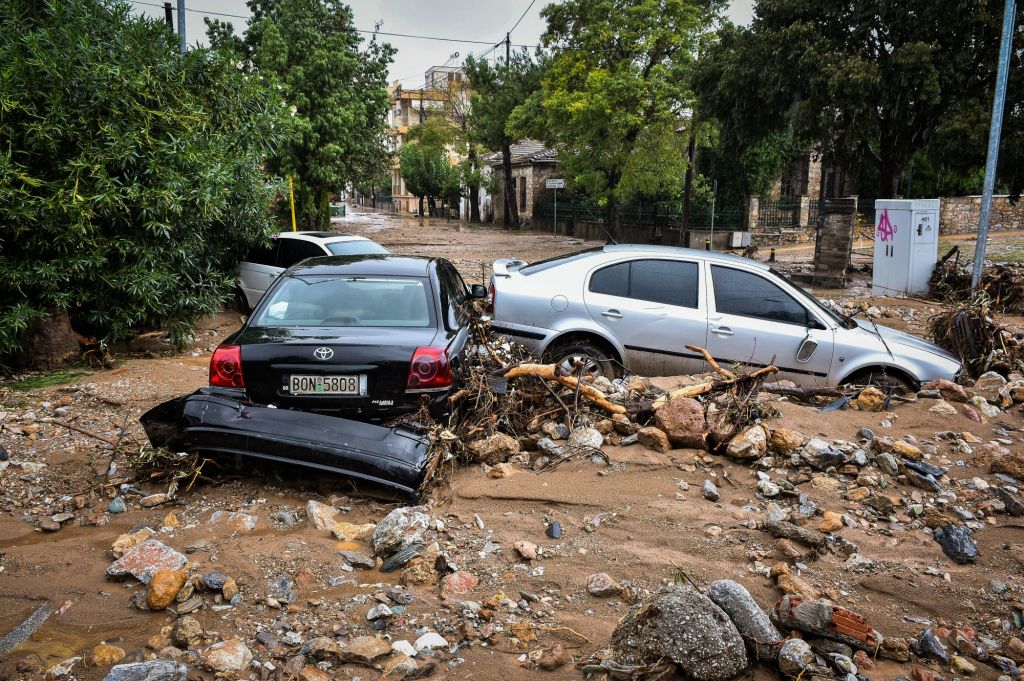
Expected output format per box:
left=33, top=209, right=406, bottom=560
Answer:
left=140, top=389, right=435, bottom=500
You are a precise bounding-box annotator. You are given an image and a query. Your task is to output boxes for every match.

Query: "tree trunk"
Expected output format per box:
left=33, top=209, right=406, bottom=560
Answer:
left=468, top=149, right=481, bottom=224
left=371, top=186, right=376, bottom=209
left=881, top=160, right=902, bottom=198
left=607, top=194, right=622, bottom=244
left=418, top=195, right=424, bottom=222
left=501, top=140, right=520, bottom=229
left=680, top=130, right=696, bottom=246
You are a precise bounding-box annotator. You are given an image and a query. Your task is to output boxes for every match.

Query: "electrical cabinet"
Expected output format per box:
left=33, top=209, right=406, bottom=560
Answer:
left=871, top=199, right=940, bottom=296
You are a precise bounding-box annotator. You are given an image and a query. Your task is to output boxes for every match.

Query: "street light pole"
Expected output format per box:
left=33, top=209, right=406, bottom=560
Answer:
left=176, top=0, right=186, bottom=54
left=971, top=0, right=1016, bottom=291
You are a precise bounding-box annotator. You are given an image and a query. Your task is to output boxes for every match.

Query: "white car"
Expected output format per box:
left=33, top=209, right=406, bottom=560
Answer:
left=236, top=231, right=389, bottom=310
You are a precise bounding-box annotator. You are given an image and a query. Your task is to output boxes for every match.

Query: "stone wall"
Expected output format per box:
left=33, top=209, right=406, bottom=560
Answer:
left=492, top=164, right=558, bottom=226
left=813, top=198, right=856, bottom=288
left=940, top=195, right=1024, bottom=234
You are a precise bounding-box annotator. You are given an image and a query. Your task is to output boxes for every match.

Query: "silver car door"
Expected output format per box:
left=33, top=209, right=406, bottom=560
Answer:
left=706, top=264, right=834, bottom=385
left=584, top=258, right=709, bottom=376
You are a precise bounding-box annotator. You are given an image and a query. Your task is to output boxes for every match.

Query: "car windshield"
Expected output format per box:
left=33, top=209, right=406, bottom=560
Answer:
left=325, top=240, right=389, bottom=256
left=253, top=275, right=431, bottom=327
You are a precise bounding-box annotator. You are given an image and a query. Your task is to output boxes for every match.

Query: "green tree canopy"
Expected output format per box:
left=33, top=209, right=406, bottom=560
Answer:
left=0, top=0, right=294, bottom=360
left=695, top=0, right=1016, bottom=199
left=533, top=0, right=722, bottom=241
left=207, top=0, right=394, bottom=228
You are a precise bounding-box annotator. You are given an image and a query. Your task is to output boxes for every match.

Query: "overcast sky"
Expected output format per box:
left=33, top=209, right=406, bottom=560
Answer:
left=130, top=1, right=755, bottom=86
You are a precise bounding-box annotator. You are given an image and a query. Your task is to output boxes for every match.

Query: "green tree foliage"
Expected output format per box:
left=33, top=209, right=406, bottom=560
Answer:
left=207, top=0, right=394, bottom=228
left=399, top=128, right=461, bottom=218
left=464, top=50, right=543, bottom=228
left=0, top=0, right=294, bottom=358
left=695, top=0, right=1014, bottom=199
left=533, top=0, right=722, bottom=241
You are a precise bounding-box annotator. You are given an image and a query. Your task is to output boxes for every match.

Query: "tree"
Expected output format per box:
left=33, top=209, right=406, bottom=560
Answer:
left=0, top=0, right=294, bottom=361
left=695, top=0, right=1013, bottom=199
left=207, top=0, right=394, bottom=228
left=428, top=73, right=485, bottom=222
left=399, top=130, right=462, bottom=219
left=533, top=0, right=722, bottom=241
left=464, top=50, right=543, bottom=229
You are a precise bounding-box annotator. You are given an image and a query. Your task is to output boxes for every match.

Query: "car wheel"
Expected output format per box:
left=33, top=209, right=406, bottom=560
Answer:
left=547, top=340, right=620, bottom=381
left=847, top=369, right=915, bottom=394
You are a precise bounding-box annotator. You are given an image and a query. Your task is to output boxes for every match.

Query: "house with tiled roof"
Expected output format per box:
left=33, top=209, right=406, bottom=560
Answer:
left=483, top=139, right=559, bottom=226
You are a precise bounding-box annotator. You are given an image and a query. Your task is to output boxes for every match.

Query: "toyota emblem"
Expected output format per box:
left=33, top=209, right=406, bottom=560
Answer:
left=313, top=347, right=334, bottom=360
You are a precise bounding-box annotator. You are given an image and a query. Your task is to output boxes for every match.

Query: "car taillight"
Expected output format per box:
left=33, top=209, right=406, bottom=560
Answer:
left=210, top=345, right=245, bottom=388
left=486, top=280, right=495, bottom=313
left=407, top=347, right=452, bottom=390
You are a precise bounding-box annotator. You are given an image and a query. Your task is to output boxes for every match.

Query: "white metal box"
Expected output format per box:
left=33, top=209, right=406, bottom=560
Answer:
left=730, top=231, right=752, bottom=248
left=871, top=199, right=940, bottom=296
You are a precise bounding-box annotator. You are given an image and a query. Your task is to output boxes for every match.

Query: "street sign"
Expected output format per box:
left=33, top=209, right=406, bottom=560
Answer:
left=546, top=178, right=566, bottom=189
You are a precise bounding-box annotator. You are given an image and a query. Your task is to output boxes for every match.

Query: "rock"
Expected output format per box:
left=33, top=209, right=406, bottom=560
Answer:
left=298, top=666, right=332, bottom=681
left=514, top=540, right=538, bottom=560
left=852, top=649, right=875, bottom=671
left=380, top=543, right=425, bottom=572
left=208, top=510, right=258, bottom=533
left=107, top=497, right=126, bottom=514
left=655, top=397, right=706, bottom=448
left=546, top=521, right=562, bottom=538
left=39, top=518, right=61, bottom=532
left=637, top=426, right=671, bottom=453
left=996, top=487, right=1024, bottom=516
left=880, top=437, right=923, bottom=461
left=952, top=655, right=976, bottom=674
left=778, top=638, right=814, bottom=676
left=707, top=580, right=782, bottom=660
left=586, top=572, right=622, bottom=597
left=440, top=570, right=478, bottom=599
left=221, top=577, right=238, bottom=601
left=877, top=452, right=900, bottom=476
left=613, top=413, right=638, bottom=435
left=702, top=480, right=720, bottom=502
left=538, top=643, right=571, bottom=670
left=338, top=549, right=376, bottom=569
left=468, top=432, right=520, bottom=464
left=201, top=571, right=229, bottom=590
left=917, top=628, right=950, bottom=664
left=379, top=654, right=417, bottom=679
left=928, top=400, right=959, bottom=416
left=90, top=644, right=126, bottom=667
left=855, top=386, right=886, bottom=411
left=200, top=640, right=251, bottom=673
left=111, top=528, right=155, bottom=558
left=139, top=493, right=170, bottom=508
left=879, top=637, right=912, bottom=662
left=541, top=421, right=571, bottom=440
left=757, top=480, right=780, bottom=497
left=912, top=667, right=942, bottom=681
left=414, top=632, right=449, bottom=652
left=1004, top=637, right=1024, bottom=663
left=818, top=512, right=844, bottom=534
left=934, top=524, right=978, bottom=564
left=770, top=428, right=806, bottom=456
left=372, top=506, right=430, bottom=558
left=172, top=616, right=203, bottom=648
left=367, top=603, right=393, bottom=621
left=331, top=521, right=375, bottom=541
left=611, top=583, right=747, bottom=681
left=146, top=570, right=187, bottom=610
left=969, top=394, right=1001, bottom=417
left=45, top=658, right=80, bottom=680
left=776, top=572, right=820, bottom=600
left=487, top=462, right=516, bottom=478
left=922, top=379, right=970, bottom=402
left=306, top=500, right=339, bottom=530
left=772, top=595, right=881, bottom=651
left=299, top=637, right=342, bottom=660
left=974, top=371, right=1008, bottom=401
left=107, top=540, right=187, bottom=584
left=992, top=451, right=1024, bottom=480
left=568, top=427, right=603, bottom=449
left=101, top=660, right=186, bottom=681
left=392, top=640, right=417, bottom=657
left=726, top=425, right=767, bottom=460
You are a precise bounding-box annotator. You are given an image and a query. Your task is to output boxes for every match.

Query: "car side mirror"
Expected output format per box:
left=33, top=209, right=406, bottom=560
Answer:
left=470, top=284, right=488, bottom=299
left=796, top=334, right=818, bottom=362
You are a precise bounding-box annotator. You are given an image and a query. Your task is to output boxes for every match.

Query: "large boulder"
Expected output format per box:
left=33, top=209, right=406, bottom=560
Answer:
left=769, top=428, right=806, bottom=456
left=468, top=432, right=520, bottom=464
left=101, top=661, right=186, bottom=681
left=707, top=580, right=782, bottom=660
left=611, top=583, right=748, bottom=681
left=106, top=540, right=186, bottom=584
left=725, top=425, right=768, bottom=460
left=920, top=379, right=970, bottom=403
left=372, top=506, right=430, bottom=558
left=655, top=397, right=706, bottom=449
left=973, top=371, right=1008, bottom=402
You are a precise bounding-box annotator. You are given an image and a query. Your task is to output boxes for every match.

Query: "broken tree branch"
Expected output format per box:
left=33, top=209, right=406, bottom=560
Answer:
left=500, top=363, right=626, bottom=414
left=652, top=366, right=780, bottom=409
left=686, top=344, right=734, bottom=379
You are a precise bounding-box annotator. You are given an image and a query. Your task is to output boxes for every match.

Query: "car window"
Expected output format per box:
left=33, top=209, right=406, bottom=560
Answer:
left=589, top=259, right=698, bottom=308
left=244, top=242, right=278, bottom=267
left=436, top=264, right=465, bottom=328
left=253, top=275, right=432, bottom=327
left=325, top=240, right=389, bottom=256
left=711, top=265, right=808, bottom=325
left=278, top=239, right=324, bottom=268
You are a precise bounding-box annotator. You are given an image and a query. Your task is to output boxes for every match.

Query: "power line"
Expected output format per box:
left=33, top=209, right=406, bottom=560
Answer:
left=508, top=0, right=539, bottom=35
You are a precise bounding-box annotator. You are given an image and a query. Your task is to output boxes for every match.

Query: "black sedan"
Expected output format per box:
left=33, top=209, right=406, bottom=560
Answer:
left=141, top=255, right=486, bottom=499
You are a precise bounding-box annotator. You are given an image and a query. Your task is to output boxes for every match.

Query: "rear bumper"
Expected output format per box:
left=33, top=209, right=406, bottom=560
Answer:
left=140, top=389, right=435, bottom=500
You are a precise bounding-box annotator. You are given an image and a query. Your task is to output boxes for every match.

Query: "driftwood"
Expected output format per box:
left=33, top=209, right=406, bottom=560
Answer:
left=652, top=366, right=779, bottom=409
left=760, top=383, right=846, bottom=401
left=685, top=344, right=735, bottom=379
left=500, top=363, right=626, bottom=414
left=764, top=518, right=827, bottom=549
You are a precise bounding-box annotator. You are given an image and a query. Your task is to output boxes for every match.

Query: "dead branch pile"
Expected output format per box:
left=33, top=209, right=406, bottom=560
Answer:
left=930, top=246, right=1024, bottom=312
left=928, top=301, right=1023, bottom=378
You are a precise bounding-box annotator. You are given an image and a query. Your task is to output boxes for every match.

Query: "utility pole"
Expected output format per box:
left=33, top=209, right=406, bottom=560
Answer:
left=176, top=0, right=186, bottom=54
left=505, top=33, right=511, bottom=65
left=163, top=2, right=173, bottom=28
left=971, top=0, right=1016, bottom=290
left=680, top=131, right=695, bottom=246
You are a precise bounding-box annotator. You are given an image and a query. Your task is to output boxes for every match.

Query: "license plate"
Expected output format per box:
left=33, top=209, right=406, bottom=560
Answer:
left=289, top=374, right=360, bottom=395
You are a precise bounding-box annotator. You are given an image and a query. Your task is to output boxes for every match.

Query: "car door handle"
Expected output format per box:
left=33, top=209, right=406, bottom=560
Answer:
left=710, top=326, right=734, bottom=337
left=601, top=309, right=623, bottom=319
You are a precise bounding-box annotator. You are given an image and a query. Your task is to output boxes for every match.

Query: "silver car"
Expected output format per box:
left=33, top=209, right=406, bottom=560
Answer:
left=489, top=245, right=961, bottom=388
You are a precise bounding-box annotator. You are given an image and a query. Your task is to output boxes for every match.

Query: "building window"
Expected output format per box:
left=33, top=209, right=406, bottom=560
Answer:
left=519, top=176, right=527, bottom=212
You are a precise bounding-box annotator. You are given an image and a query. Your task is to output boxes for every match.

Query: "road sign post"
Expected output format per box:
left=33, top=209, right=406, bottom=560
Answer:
left=546, top=179, right=565, bottom=234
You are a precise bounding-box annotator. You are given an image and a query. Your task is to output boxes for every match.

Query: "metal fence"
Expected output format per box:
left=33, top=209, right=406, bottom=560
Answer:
left=532, top=191, right=744, bottom=233
left=758, top=196, right=803, bottom=228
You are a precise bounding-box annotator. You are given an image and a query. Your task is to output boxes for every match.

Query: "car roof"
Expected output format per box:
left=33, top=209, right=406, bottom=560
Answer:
left=289, top=254, right=436, bottom=277
left=602, top=244, right=770, bottom=270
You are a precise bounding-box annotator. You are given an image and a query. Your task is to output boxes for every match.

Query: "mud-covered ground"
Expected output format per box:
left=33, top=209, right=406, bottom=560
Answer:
left=2, top=213, right=1023, bottom=681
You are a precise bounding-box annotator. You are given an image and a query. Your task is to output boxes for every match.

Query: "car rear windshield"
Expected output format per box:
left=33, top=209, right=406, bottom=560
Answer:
left=253, top=275, right=432, bottom=327
left=325, top=240, right=389, bottom=256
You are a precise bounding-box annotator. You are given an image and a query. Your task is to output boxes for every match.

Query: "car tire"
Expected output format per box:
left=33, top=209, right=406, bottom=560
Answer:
left=231, top=286, right=250, bottom=314
left=846, top=368, right=915, bottom=394
left=546, top=340, right=621, bottom=381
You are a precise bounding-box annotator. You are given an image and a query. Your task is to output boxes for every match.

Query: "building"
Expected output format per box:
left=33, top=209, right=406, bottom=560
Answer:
left=483, top=140, right=559, bottom=226
left=386, top=66, right=466, bottom=216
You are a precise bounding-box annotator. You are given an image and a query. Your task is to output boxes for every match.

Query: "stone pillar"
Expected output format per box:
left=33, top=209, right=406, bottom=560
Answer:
left=813, top=198, right=856, bottom=288
left=798, top=196, right=810, bottom=227
left=745, top=196, right=760, bottom=231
